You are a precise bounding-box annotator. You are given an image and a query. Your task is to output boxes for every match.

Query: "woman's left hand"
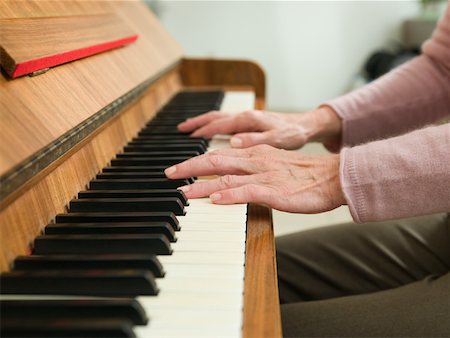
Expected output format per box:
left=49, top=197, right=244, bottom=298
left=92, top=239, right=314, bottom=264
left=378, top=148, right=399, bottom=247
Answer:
left=164, top=144, right=346, bottom=214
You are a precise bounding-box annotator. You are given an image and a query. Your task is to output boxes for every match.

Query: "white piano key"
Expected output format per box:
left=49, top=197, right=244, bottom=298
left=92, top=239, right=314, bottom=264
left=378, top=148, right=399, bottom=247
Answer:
left=157, top=276, right=243, bottom=293
left=160, top=263, right=245, bottom=278
left=181, top=215, right=247, bottom=223
left=176, top=231, right=245, bottom=242
left=135, top=309, right=242, bottom=337
left=171, top=240, right=245, bottom=253
left=220, top=91, right=255, bottom=113
left=158, top=250, right=245, bottom=266
left=180, top=223, right=246, bottom=232
left=137, top=292, right=243, bottom=310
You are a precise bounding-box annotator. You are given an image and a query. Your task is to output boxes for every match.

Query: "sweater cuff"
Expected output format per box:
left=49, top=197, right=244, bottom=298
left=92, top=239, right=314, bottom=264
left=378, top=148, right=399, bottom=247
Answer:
left=322, top=98, right=354, bottom=147
left=339, top=147, right=367, bottom=223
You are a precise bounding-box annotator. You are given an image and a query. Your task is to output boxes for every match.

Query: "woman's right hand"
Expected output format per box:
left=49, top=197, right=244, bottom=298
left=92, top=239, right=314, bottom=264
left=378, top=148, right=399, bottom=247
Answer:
left=177, top=106, right=342, bottom=150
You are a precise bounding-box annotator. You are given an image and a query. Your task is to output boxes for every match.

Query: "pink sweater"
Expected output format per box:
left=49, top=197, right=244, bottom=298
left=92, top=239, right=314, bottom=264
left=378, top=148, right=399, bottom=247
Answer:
left=326, top=6, right=450, bottom=223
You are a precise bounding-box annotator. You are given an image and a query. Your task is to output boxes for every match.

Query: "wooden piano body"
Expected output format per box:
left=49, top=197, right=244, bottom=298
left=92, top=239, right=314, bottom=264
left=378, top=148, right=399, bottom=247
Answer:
left=0, top=1, right=281, bottom=336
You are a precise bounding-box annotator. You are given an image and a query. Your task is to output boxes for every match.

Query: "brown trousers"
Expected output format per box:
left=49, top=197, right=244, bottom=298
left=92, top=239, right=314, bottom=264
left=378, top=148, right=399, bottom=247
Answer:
left=276, top=213, right=450, bottom=337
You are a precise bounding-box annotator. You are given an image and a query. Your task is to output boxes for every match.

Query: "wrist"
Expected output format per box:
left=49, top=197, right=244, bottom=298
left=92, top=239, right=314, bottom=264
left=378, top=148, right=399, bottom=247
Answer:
left=329, top=154, right=347, bottom=207
left=296, top=106, right=342, bottom=143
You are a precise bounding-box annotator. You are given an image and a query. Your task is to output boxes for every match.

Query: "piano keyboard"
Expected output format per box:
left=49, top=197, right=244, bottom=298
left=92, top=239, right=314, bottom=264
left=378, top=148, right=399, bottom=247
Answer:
left=0, top=90, right=256, bottom=338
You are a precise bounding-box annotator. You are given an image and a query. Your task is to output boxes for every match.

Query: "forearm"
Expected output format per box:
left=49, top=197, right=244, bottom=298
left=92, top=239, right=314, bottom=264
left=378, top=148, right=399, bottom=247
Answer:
left=341, top=123, right=450, bottom=223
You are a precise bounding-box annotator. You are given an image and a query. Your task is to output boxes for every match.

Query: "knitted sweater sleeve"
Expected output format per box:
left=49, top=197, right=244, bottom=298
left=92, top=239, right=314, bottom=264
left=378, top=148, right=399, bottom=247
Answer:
left=325, top=7, right=450, bottom=146
left=326, top=6, right=450, bottom=222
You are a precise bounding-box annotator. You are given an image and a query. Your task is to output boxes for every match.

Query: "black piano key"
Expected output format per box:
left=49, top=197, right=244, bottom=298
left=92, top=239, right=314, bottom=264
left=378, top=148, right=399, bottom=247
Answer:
left=0, top=298, right=148, bottom=325
left=117, top=151, right=200, bottom=158
left=137, top=131, right=193, bottom=137
left=90, top=178, right=189, bottom=189
left=69, top=198, right=185, bottom=215
left=45, top=222, right=176, bottom=242
left=13, top=254, right=165, bottom=277
left=170, top=94, right=222, bottom=102
left=97, top=170, right=194, bottom=184
left=103, top=165, right=167, bottom=172
left=134, top=134, right=207, bottom=139
left=132, top=135, right=207, bottom=140
left=0, top=269, right=158, bottom=296
left=124, top=144, right=205, bottom=153
left=96, top=173, right=194, bottom=184
left=160, top=105, right=215, bottom=111
left=128, top=142, right=207, bottom=152
left=78, top=189, right=188, bottom=205
left=130, top=137, right=208, bottom=146
left=145, top=118, right=180, bottom=124
left=169, top=94, right=221, bottom=101
left=139, top=126, right=185, bottom=133
left=171, top=90, right=223, bottom=99
left=1, top=318, right=136, bottom=338
left=97, top=172, right=166, bottom=179
left=55, top=212, right=179, bottom=230
left=157, top=108, right=210, bottom=114
left=33, top=234, right=172, bottom=255
left=110, top=157, right=191, bottom=166
left=145, top=122, right=183, bottom=128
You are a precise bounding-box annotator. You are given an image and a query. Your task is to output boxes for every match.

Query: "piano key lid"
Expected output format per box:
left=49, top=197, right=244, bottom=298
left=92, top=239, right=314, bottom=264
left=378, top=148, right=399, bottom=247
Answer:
left=0, top=14, right=138, bottom=78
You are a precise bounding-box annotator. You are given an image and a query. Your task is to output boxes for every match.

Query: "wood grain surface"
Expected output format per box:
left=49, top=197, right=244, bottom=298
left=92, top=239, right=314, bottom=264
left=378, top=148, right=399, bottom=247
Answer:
left=0, top=69, right=182, bottom=271
left=180, top=58, right=266, bottom=104
left=244, top=204, right=283, bottom=338
left=0, top=14, right=138, bottom=77
left=0, top=1, right=114, bottom=19
left=0, top=1, right=183, bottom=176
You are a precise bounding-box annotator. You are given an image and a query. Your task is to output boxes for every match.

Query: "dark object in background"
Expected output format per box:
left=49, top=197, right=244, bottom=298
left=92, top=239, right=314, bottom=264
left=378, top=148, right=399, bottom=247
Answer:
left=364, top=49, right=419, bottom=81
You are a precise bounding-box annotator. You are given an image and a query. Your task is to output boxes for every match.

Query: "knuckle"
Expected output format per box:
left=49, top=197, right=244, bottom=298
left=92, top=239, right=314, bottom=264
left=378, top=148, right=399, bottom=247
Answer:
left=210, top=111, right=223, bottom=118
left=220, top=175, right=235, bottom=188
left=243, top=184, right=259, bottom=199
left=248, top=110, right=263, bottom=120
left=207, top=154, right=223, bottom=168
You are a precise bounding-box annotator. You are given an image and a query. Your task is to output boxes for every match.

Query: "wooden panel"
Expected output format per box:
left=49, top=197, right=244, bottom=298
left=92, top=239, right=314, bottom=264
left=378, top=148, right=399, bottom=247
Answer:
left=180, top=58, right=266, bottom=104
left=243, top=204, right=282, bottom=338
left=0, top=1, right=183, bottom=176
left=0, top=69, right=182, bottom=271
left=0, top=1, right=113, bottom=19
left=0, top=14, right=138, bottom=78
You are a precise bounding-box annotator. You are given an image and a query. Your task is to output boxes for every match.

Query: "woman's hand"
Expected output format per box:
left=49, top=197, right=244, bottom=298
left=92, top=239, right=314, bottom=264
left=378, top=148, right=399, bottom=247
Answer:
left=164, top=144, right=346, bottom=214
left=177, top=106, right=342, bottom=150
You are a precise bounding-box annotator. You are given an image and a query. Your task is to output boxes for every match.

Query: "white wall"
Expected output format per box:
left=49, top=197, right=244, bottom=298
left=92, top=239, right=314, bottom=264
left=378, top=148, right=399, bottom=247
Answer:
left=154, top=1, right=420, bottom=111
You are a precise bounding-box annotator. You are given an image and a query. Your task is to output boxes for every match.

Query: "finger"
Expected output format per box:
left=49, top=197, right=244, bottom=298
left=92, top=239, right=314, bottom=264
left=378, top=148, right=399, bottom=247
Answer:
left=177, top=111, right=225, bottom=132
left=190, top=116, right=242, bottom=138
left=164, top=153, right=256, bottom=179
left=205, top=147, right=253, bottom=158
left=179, top=175, right=257, bottom=198
left=210, top=184, right=276, bottom=205
left=230, top=130, right=278, bottom=148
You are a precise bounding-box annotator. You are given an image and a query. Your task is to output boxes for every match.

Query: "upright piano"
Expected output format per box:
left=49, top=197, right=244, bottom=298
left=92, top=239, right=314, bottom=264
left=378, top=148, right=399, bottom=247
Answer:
left=0, top=1, right=281, bottom=337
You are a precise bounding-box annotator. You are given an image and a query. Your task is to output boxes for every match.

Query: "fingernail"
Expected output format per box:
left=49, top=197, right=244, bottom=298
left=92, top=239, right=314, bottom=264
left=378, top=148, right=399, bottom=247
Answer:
left=165, top=166, right=176, bottom=176
left=210, top=193, right=222, bottom=202
left=178, top=185, right=191, bottom=192
left=230, top=137, right=243, bottom=148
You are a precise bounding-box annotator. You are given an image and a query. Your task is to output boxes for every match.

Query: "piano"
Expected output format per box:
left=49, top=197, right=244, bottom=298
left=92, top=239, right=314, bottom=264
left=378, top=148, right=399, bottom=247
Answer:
left=0, top=1, right=281, bottom=337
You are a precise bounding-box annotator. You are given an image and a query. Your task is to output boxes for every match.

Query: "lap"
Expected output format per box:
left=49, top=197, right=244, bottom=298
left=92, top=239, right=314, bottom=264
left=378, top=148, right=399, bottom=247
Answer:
left=281, top=272, right=450, bottom=337
left=276, top=213, right=450, bottom=303
left=276, top=213, right=450, bottom=337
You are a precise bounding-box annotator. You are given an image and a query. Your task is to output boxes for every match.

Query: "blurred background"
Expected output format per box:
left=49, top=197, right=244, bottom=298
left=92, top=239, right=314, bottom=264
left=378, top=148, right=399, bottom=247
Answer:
left=148, top=0, right=447, bottom=235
